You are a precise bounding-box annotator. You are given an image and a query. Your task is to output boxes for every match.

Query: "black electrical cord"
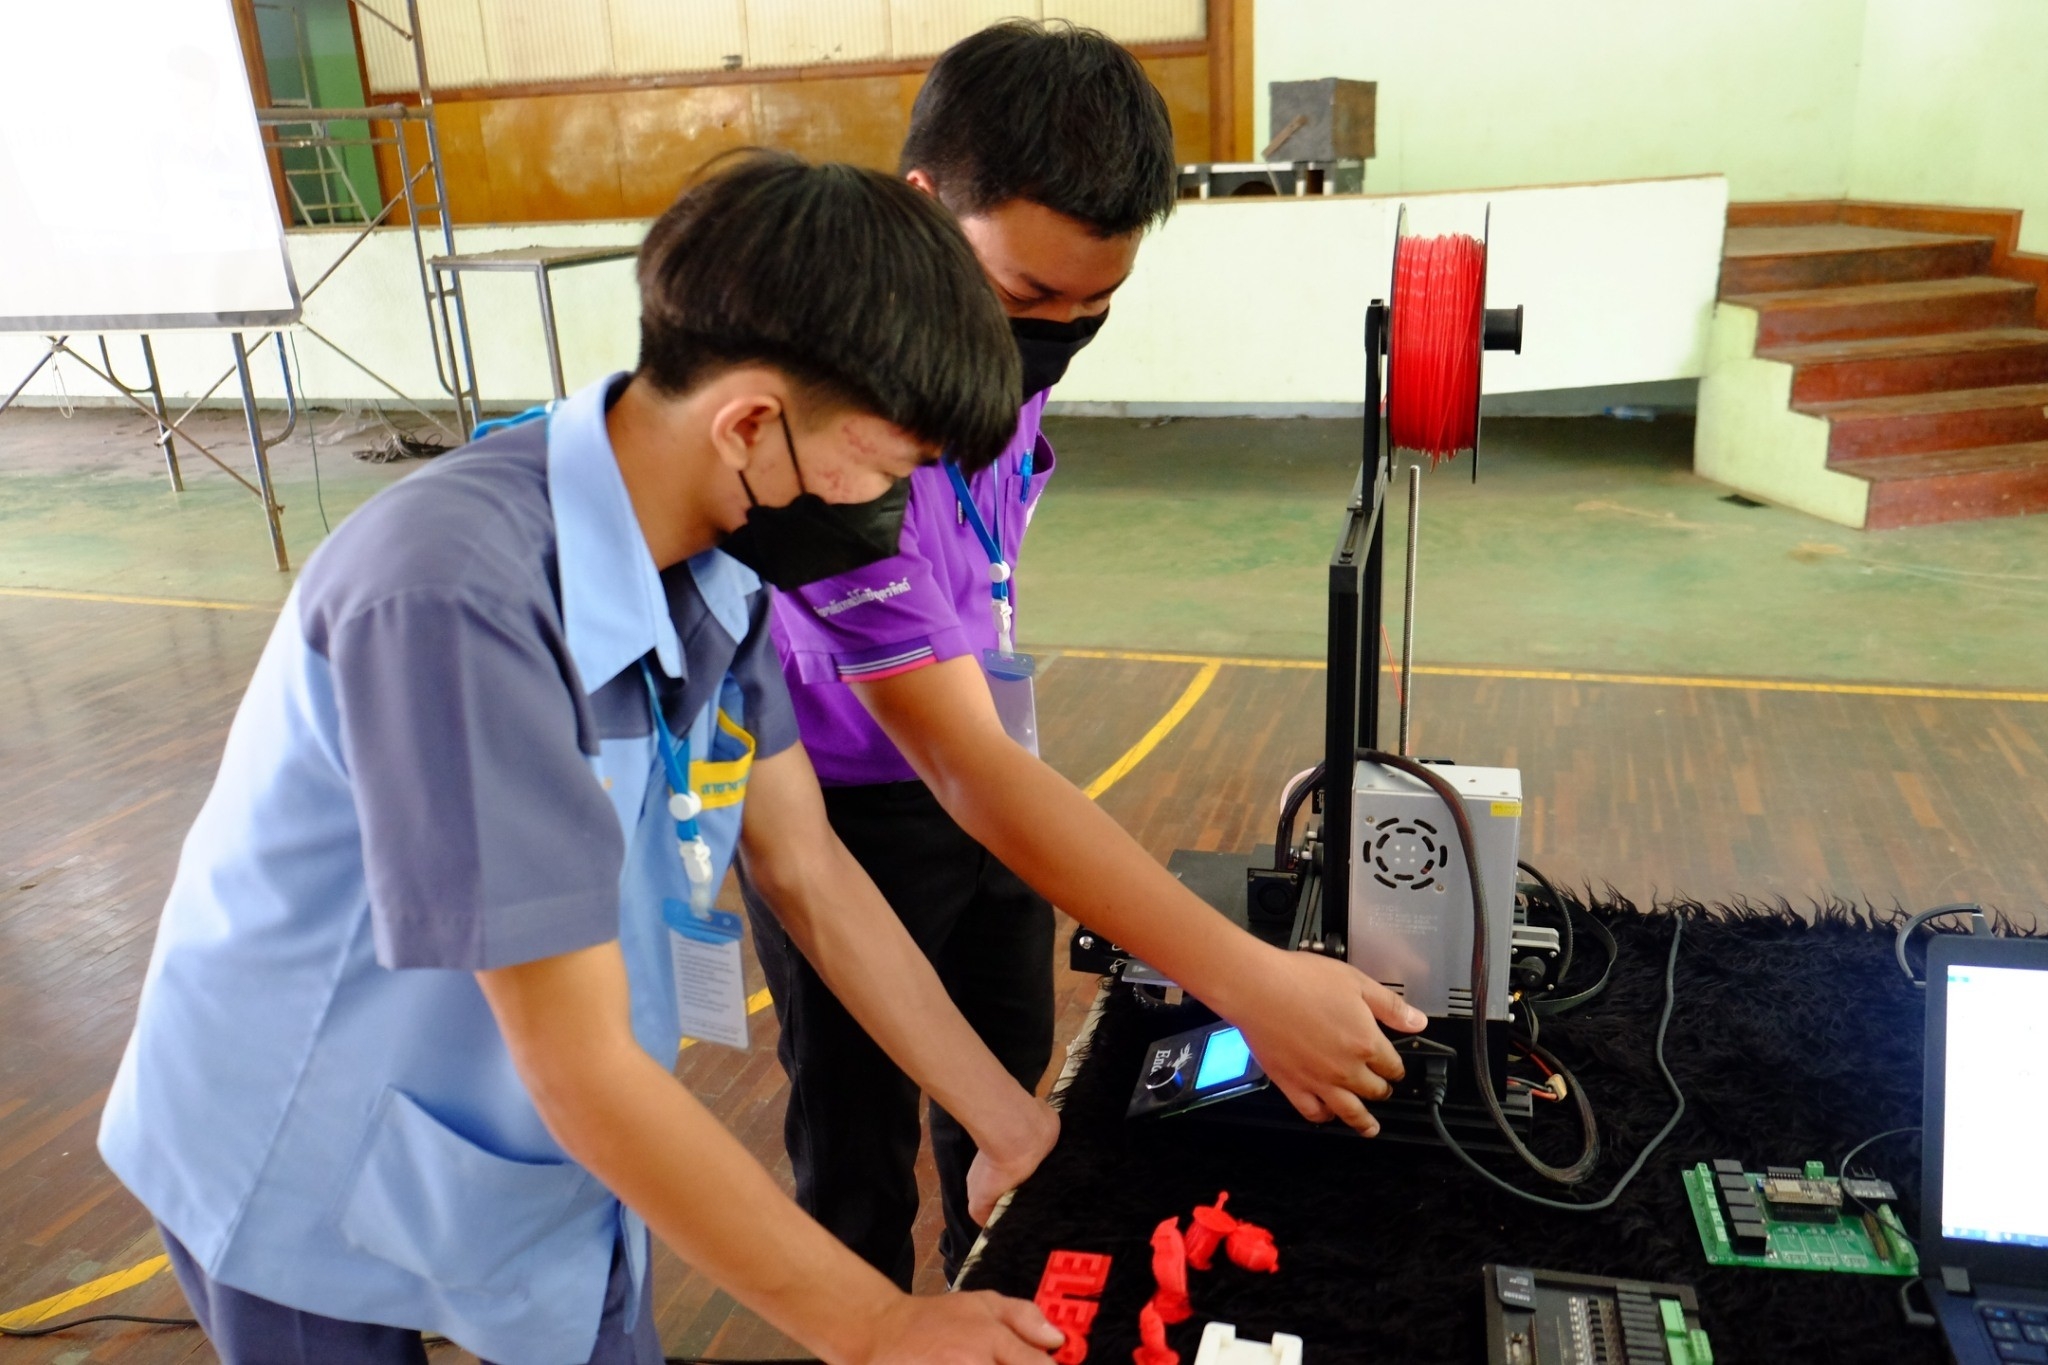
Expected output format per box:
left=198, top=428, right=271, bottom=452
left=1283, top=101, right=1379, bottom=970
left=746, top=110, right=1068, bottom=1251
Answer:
left=1520, top=859, right=1574, bottom=986
left=1837, top=1124, right=1923, bottom=1231
left=1364, top=747, right=1690, bottom=1209
left=1898, top=1277, right=1940, bottom=1330
left=286, top=333, right=332, bottom=535
left=1274, top=762, right=1325, bottom=870
left=0, top=1313, right=197, bottom=1338
left=1839, top=1124, right=1922, bottom=1177
left=1428, top=912, right=1687, bottom=1212
left=1531, top=906, right=1617, bottom=1019
left=1363, top=750, right=1604, bottom=1187
left=1514, top=859, right=1619, bottom=1019
left=1895, top=903, right=1988, bottom=988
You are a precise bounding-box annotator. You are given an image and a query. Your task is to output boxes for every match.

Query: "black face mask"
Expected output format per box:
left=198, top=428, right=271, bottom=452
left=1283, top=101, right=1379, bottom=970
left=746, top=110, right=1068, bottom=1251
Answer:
left=719, top=415, right=910, bottom=591
left=1011, top=311, right=1108, bottom=401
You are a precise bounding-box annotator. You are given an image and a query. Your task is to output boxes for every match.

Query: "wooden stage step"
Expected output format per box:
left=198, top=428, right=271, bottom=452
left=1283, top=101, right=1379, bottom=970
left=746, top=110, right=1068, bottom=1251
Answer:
left=1847, top=440, right=2048, bottom=529
left=1722, top=225, right=1993, bottom=294
left=1803, top=381, right=2048, bottom=460
left=1710, top=210, right=2048, bottom=526
left=1726, top=276, right=2036, bottom=347
left=1762, top=327, right=2048, bottom=404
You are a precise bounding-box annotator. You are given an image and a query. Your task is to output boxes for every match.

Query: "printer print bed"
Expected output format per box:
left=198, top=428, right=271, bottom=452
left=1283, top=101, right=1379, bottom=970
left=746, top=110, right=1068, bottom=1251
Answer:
left=964, top=896, right=2005, bottom=1364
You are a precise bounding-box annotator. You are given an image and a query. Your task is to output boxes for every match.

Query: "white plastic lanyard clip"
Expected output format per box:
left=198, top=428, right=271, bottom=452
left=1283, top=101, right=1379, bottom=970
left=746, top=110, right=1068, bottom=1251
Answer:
left=947, top=462, right=1016, bottom=652
left=641, top=662, right=717, bottom=916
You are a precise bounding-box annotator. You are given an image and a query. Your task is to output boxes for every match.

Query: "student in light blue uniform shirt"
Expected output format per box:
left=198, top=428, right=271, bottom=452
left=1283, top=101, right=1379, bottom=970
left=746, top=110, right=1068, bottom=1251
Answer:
left=98, top=154, right=1065, bottom=1365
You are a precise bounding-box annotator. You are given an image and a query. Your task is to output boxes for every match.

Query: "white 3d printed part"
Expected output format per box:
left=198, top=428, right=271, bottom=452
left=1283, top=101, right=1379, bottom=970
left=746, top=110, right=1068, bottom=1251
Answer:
left=1193, top=1322, right=1304, bottom=1365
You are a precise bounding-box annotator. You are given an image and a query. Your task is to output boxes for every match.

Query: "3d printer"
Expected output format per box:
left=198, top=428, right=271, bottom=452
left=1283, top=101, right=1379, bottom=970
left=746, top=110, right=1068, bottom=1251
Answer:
left=1077, top=212, right=1631, bottom=1182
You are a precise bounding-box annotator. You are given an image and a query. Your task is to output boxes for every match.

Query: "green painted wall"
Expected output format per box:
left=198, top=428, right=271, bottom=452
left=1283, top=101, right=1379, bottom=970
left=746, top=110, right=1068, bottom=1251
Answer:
left=1848, top=0, right=2048, bottom=254
left=1253, top=0, right=1867, bottom=201
left=254, top=0, right=380, bottom=223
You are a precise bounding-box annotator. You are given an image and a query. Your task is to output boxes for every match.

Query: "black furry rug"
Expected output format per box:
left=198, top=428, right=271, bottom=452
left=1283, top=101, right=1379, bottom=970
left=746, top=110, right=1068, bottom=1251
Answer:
left=964, top=897, right=1988, bottom=1365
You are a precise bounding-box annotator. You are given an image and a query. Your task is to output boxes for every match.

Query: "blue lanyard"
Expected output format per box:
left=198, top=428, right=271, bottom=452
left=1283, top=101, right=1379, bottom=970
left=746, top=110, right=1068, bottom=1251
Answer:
left=945, top=461, right=1009, bottom=604
left=640, top=661, right=716, bottom=911
left=640, top=662, right=697, bottom=835
left=948, top=460, right=1025, bottom=653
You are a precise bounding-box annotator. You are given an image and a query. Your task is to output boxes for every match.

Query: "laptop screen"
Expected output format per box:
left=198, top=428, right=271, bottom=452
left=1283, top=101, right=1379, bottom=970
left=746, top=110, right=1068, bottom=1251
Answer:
left=1941, top=963, right=2048, bottom=1247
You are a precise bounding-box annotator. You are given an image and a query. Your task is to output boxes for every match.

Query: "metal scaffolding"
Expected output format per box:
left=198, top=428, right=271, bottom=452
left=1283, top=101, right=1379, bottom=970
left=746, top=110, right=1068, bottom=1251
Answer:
left=0, top=0, right=478, bottom=571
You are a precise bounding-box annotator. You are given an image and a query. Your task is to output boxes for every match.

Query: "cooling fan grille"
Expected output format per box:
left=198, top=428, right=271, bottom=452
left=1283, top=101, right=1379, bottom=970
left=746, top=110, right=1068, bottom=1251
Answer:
left=1365, top=814, right=1443, bottom=890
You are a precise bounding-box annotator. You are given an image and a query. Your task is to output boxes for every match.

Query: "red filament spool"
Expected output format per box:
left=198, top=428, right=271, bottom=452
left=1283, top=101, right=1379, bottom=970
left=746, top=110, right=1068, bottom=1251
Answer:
left=1387, top=232, right=1485, bottom=465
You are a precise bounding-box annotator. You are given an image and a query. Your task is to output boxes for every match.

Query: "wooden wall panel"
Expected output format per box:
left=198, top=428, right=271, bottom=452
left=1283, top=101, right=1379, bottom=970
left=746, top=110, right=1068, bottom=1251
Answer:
left=430, top=99, right=497, bottom=220
left=751, top=73, right=925, bottom=171
left=614, top=84, right=757, bottom=217
left=478, top=92, right=629, bottom=221
left=368, top=50, right=1212, bottom=223
left=1140, top=52, right=1210, bottom=167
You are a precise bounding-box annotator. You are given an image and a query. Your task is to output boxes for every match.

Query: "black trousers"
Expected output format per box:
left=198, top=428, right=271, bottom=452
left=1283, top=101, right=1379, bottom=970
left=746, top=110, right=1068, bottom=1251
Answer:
left=742, top=779, right=1054, bottom=1289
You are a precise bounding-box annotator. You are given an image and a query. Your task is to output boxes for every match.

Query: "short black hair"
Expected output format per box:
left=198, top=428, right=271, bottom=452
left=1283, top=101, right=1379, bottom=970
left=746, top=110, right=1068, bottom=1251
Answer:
left=636, top=151, right=1020, bottom=473
left=901, top=20, right=1177, bottom=238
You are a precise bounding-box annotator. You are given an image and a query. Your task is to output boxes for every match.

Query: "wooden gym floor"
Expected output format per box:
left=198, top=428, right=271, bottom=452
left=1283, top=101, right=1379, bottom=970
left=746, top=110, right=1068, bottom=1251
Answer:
left=3, top=588, right=2044, bottom=1360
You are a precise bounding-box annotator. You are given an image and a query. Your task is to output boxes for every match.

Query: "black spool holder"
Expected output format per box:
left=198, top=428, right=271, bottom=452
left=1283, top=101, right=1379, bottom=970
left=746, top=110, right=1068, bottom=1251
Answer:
left=1317, top=296, right=1522, bottom=957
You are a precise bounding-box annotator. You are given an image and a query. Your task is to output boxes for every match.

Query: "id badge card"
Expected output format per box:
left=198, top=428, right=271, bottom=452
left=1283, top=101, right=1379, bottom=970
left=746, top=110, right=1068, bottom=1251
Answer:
left=665, top=898, right=749, bottom=1050
left=982, top=649, right=1039, bottom=757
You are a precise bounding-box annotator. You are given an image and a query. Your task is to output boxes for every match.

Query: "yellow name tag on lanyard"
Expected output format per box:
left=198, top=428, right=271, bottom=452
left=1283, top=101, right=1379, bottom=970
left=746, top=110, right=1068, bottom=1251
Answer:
left=657, top=698, right=757, bottom=1052
left=689, top=709, right=756, bottom=811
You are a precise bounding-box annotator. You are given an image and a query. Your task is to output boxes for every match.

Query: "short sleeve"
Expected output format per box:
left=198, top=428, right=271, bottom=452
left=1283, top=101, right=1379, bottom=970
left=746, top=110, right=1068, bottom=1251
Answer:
left=771, top=467, right=978, bottom=685
left=732, top=590, right=800, bottom=760
left=324, top=590, right=624, bottom=971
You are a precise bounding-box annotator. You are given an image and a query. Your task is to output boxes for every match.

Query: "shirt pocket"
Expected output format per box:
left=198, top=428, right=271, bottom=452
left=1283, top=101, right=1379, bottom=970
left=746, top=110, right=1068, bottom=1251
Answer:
left=338, top=1087, right=605, bottom=1292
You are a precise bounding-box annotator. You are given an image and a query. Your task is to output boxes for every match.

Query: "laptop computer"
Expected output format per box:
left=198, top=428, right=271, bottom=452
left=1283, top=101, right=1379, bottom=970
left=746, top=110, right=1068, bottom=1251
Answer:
left=1922, top=932, right=2048, bottom=1364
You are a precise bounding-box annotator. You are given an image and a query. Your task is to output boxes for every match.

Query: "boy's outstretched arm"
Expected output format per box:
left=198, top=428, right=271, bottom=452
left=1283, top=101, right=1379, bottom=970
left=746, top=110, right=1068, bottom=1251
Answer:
left=852, top=656, right=1428, bottom=1137
left=478, top=944, right=1062, bottom=1365
left=736, top=743, right=1060, bottom=1219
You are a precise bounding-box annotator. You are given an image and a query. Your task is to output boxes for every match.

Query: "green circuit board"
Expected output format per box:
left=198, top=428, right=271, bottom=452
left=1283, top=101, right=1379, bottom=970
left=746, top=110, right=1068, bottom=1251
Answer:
left=1684, top=1163, right=1919, bottom=1277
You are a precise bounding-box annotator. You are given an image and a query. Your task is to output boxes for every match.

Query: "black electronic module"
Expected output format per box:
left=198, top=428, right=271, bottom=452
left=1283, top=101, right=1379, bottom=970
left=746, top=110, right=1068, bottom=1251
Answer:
left=1484, top=1264, right=1712, bottom=1365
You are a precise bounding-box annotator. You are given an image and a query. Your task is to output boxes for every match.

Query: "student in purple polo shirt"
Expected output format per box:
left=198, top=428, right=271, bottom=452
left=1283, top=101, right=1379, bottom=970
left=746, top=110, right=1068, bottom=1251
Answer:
left=743, top=22, right=1429, bottom=1287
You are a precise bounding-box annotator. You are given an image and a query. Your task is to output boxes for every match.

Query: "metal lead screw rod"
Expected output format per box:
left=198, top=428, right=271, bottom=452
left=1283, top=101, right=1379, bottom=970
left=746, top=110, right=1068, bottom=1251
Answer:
left=1399, top=461, right=1420, bottom=756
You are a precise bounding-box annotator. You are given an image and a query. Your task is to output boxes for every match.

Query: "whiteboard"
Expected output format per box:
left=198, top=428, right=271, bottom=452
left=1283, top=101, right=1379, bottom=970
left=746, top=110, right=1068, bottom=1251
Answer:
left=0, top=0, right=301, bottom=331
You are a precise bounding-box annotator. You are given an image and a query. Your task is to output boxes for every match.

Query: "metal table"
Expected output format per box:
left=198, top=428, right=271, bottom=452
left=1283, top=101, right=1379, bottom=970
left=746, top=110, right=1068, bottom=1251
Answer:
left=428, top=245, right=638, bottom=428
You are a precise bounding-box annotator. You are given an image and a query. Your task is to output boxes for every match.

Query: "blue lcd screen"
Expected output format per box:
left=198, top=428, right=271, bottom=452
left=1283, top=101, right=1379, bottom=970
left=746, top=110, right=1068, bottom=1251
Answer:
left=1195, top=1027, right=1253, bottom=1090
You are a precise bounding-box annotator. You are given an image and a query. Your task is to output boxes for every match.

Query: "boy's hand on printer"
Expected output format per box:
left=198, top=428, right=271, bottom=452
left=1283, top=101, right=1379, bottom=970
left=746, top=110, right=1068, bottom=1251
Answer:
left=1233, top=948, right=1427, bottom=1137
left=965, top=1096, right=1061, bottom=1225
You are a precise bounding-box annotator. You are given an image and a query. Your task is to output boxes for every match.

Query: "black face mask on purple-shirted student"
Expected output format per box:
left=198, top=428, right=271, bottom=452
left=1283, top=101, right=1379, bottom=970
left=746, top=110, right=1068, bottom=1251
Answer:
left=718, top=414, right=911, bottom=590
left=1011, top=311, right=1108, bottom=401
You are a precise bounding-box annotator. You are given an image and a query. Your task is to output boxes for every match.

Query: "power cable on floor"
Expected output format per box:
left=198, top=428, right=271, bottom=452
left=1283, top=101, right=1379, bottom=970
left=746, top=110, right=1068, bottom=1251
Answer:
left=287, top=333, right=332, bottom=535
left=0, top=1312, right=197, bottom=1338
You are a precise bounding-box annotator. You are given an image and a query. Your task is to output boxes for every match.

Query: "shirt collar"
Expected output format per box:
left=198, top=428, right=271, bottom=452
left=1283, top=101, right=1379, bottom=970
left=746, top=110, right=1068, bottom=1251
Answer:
left=548, top=373, right=684, bottom=690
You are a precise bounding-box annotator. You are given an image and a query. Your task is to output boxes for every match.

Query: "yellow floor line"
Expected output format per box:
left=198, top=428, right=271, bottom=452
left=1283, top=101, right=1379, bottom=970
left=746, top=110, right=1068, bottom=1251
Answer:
left=1404, top=663, right=2048, bottom=704
left=1057, top=647, right=2048, bottom=705
left=4, top=595, right=2033, bottom=704
left=1060, top=647, right=1321, bottom=671
left=1082, top=660, right=1222, bottom=799
left=678, top=985, right=775, bottom=1053
left=0, top=1254, right=169, bottom=1329
left=0, top=586, right=269, bottom=612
